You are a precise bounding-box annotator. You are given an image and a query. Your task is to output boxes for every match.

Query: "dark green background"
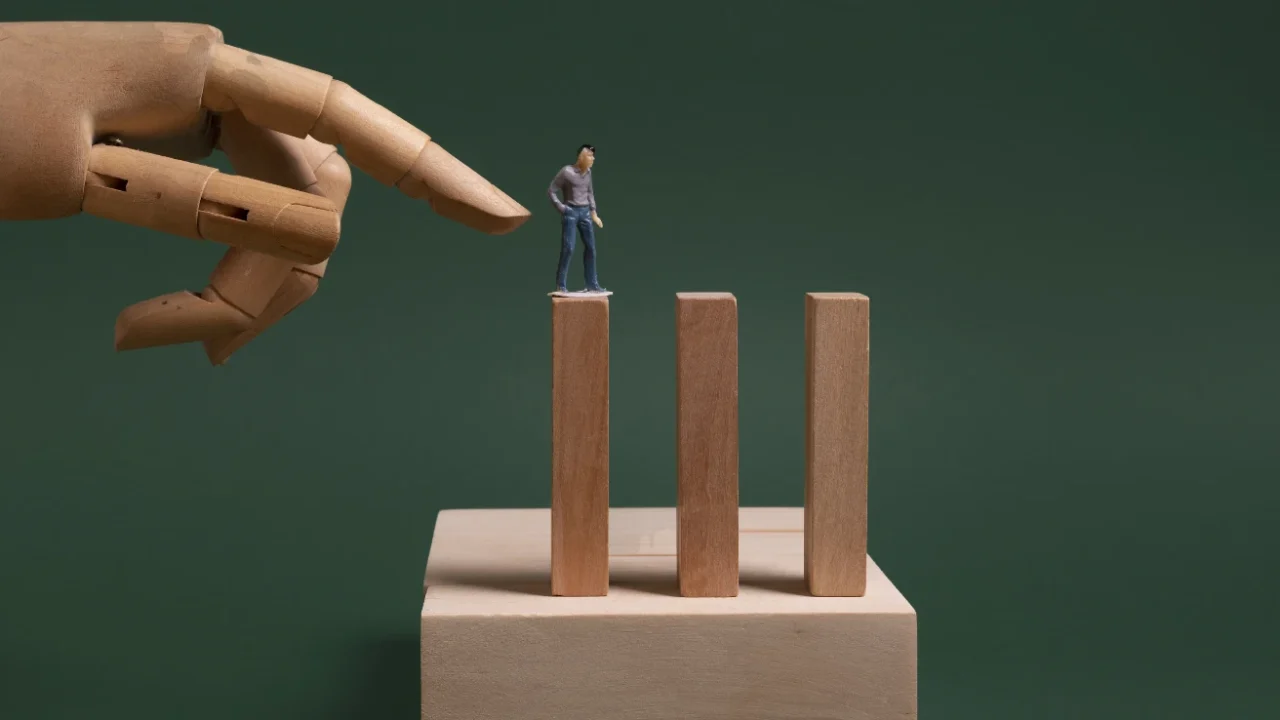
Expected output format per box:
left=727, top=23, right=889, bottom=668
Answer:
left=2, top=1, right=1276, bottom=718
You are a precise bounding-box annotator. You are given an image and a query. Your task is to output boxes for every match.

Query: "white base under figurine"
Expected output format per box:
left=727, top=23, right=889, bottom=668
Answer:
left=421, top=507, right=917, bottom=720
left=547, top=289, right=613, bottom=298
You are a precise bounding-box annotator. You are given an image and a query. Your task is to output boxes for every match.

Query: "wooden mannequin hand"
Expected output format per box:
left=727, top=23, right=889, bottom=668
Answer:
left=0, top=22, right=530, bottom=364
left=592, top=212, right=604, bottom=228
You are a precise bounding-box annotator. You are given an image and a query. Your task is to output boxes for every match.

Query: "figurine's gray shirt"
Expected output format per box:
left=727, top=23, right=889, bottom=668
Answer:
left=548, top=165, right=596, bottom=212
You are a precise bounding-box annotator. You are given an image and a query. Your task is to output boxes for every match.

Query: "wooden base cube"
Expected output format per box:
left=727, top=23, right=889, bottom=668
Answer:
left=421, top=507, right=916, bottom=720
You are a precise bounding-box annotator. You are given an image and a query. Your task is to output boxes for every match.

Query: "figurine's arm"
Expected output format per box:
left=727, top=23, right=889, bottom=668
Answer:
left=547, top=169, right=567, bottom=213
left=588, top=174, right=602, bottom=228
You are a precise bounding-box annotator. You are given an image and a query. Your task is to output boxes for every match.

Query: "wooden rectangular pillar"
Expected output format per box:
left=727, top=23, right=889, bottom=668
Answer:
left=551, top=295, right=610, bottom=596
left=675, top=292, right=740, bottom=597
left=804, top=292, right=870, bottom=596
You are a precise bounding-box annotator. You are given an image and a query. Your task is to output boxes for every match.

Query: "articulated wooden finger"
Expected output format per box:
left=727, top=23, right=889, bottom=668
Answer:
left=82, top=145, right=339, bottom=264
left=209, top=111, right=347, bottom=294
left=290, top=148, right=354, bottom=283
left=197, top=171, right=338, bottom=264
left=197, top=110, right=354, bottom=365
left=203, top=272, right=319, bottom=365
left=114, top=291, right=251, bottom=351
left=202, top=44, right=330, bottom=139
left=205, top=249, right=296, bottom=321
left=202, top=131, right=353, bottom=362
left=286, top=145, right=353, bottom=282
left=317, top=84, right=528, bottom=234
left=82, top=146, right=214, bottom=240
left=395, top=141, right=528, bottom=234
left=203, top=44, right=530, bottom=234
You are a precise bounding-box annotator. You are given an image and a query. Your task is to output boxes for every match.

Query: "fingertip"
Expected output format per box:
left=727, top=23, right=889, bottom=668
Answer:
left=425, top=195, right=532, bottom=235
left=397, top=141, right=531, bottom=234
left=114, top=291, right=251, bottom=351
left=202, top=331, right=251, bottom=366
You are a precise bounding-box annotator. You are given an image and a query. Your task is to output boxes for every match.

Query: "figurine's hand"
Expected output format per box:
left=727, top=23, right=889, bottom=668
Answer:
left=0, top=22, right=530, bottom=364
left=592, top=212, right=604, bottom=229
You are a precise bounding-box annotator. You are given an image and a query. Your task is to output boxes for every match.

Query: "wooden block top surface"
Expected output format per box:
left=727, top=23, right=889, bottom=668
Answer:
left=422, top=508, right=912, bottom=617
left=805, top=292, right=869, bottom=301
left=675, top=291, right=736, bottom=301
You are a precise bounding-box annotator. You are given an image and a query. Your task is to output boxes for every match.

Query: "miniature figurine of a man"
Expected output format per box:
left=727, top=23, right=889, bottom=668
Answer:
left=548, top=144, right=606, bottom=293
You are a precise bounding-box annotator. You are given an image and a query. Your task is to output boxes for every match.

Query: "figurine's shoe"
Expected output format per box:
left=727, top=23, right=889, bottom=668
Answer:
left=584, top=286, right=608, bottom=293
left=555, top=287, right=568, bottom=293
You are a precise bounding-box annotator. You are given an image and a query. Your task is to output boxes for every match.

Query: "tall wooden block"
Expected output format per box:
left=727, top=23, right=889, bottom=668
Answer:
left=804, top=292, right=870, bottom=597
left=551, top=295, right=610, bottom=596
left=675, top=292, right=740, bottom=597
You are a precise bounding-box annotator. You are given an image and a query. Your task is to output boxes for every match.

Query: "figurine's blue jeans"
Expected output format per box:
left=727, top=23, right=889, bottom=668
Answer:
left=557, top=204, right=599, bottom=289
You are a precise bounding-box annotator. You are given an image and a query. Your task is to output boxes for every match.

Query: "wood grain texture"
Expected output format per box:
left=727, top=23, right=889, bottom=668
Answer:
left=804, top=292, right=870, bottom=597
left=675, top=292, right=740, bottom=597
left=551, top=296, right=610, bottom=596
left=421, top=508, right=918, bottom=720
